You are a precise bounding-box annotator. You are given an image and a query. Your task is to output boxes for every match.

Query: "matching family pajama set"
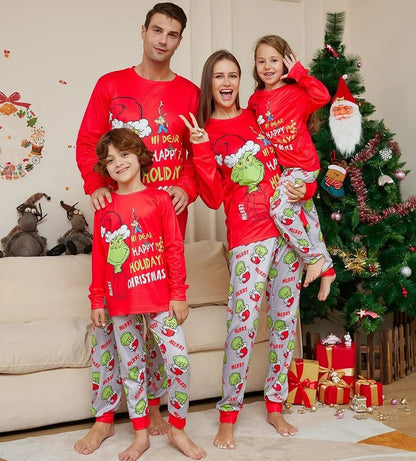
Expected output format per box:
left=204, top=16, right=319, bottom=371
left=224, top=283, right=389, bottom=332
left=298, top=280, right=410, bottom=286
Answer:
left=192, top=109, right=315, bottom=422
left=89, top=189, right=190, bottom=430
left=249, top=61, right=333, bottom=273
left=76, top=67, right=199, bottom=426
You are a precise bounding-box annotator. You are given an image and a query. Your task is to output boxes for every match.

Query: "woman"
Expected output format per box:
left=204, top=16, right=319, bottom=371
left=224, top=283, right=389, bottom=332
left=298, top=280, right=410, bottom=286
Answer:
left=180, top=50, right=314, bottom=450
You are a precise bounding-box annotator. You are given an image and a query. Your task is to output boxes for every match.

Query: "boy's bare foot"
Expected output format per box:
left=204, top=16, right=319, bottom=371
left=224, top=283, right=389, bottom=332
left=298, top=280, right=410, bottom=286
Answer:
left=303, top=256, right=325, bottom=287
left=267, top=412, right=298, bottom=437
left=74, top=421, right=115, bottom=455
left=317, top=272, right=336, bottom=301
left=214, top=422, right=235, bottom=450
left=168, top=425, right=207, bottom=459
left=148, top=405, right=169, bottom=435
left=119, top=428, right=150, bottom=461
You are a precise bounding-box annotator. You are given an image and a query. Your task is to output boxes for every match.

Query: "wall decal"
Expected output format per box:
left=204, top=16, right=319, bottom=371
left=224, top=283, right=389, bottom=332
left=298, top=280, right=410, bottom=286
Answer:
left=0, top=91, right=45, bottom=180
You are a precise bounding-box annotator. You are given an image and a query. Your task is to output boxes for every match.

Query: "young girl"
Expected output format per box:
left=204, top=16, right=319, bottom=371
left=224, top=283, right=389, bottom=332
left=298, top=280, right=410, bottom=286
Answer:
left=248, top=35, right=336, bottom=300
left=89, top=127, right=206, bottom=460
left=180, top=50, right=314, bottom=450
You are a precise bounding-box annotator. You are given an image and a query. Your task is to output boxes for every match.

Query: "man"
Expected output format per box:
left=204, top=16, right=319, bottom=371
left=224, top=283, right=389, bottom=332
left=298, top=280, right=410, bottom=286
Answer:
left=75, top=3, right=201, bottom=458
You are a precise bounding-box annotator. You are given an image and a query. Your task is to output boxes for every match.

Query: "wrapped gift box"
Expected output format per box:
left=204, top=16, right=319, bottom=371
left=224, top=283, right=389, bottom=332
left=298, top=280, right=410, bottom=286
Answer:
left=353, top=376, right=383, bottom=406
left=316, top=338, right=356, bottom=387
left=318, top=381, right=350, bottom=405
left=287, top=358, right=319, bottom=408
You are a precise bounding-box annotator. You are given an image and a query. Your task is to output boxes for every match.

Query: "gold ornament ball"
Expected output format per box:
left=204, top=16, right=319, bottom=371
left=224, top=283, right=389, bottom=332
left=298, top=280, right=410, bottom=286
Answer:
left=329, top=403, right=334, bottom=408
left=367, top=407, right=374, bottom=414
left=285, top=402, right=292, bottom=409
left=310, top=406, right=317, bottom=412
left=400, top=398, right=408, bottom=405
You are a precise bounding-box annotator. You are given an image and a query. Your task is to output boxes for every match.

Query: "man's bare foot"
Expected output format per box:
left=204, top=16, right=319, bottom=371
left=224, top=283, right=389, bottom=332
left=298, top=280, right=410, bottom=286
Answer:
left=74, top=421, right=115, bottom=455
left=168, top=425, right=207, bottom=459
left=304, top=256, right=325, bottom=287
left=119, top=428, right=150, bottom=461
left=214, top=422, right=235, bottom=450
left=267, top=412, right=298, bottom=437
left=148, top=404, right=169, bottom=435
left=317, top=273, right=336, bottom=301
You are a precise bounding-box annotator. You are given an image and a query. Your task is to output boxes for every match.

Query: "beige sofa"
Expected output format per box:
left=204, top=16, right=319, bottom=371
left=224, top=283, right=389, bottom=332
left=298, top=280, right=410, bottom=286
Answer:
left=0, top=240, right=301, bottom=433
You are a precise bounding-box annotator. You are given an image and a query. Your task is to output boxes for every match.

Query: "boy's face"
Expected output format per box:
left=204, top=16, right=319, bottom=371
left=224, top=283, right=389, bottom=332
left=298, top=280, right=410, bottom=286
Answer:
left=141, top=13, right=182, bottom=64
left=105, top=144, right=141, bottom=189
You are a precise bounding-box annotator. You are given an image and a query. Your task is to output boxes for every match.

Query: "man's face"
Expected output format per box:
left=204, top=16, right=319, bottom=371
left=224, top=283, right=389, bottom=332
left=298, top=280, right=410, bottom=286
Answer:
left=141, top=13, right=182, bottom=63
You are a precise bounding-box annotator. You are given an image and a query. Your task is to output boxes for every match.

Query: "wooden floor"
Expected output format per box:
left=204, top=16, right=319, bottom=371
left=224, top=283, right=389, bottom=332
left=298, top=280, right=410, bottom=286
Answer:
left=1, top=374, right=415, bottom=442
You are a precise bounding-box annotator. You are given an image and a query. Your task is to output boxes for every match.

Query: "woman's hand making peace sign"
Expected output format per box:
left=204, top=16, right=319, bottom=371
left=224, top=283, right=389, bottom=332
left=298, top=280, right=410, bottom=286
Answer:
left=179, top=112, right=209, bottom=144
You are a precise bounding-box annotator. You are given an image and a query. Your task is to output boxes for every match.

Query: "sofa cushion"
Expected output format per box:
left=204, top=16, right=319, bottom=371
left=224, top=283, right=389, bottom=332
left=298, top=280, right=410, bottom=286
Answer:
left=185, top=240, right=230, bottom=307
left=183, top=302, right=269, bottom=353
left=0, top=317, right=92, bottom=374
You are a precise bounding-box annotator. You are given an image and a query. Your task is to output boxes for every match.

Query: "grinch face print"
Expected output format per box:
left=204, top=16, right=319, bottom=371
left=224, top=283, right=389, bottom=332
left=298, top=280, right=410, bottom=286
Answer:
left=0, top=91, right=46, bottom=180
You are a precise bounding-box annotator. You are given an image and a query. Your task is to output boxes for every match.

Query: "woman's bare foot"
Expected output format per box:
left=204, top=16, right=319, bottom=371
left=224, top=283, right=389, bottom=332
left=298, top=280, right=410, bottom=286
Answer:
left=304, top=256, right=325, bottom=287
left=119, top=428, right=150, bottom=461
left=317, top=273, right=336, bottom=301
left=267, top=412, right=298, bottom=437
left=148, top=405, right=169, bottom=435
left=168, top=425, right=207, bottom=459
left=74, top=421, right=115, bottom=455
left=214, top=422, right=235, bottom=450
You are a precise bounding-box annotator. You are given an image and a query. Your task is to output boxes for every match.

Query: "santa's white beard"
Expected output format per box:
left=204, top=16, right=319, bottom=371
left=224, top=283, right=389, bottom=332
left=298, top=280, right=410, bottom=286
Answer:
left=329, top=110, right=362, bottom=158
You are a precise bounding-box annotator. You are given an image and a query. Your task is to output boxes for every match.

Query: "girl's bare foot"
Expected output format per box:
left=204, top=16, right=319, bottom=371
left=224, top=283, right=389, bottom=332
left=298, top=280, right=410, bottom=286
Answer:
left=214, top=422, right=235, bottom=450
left=267, top=412, right=298, bottom=437
left=304, top=256, right=325, bottom=287
left=168, top=425, right=207, bottom=459
left=119, top=428, right=150, bottom=461
left=148, top=405, right=169, bottom=435
left=74, top=421, right=115, bottom=455
left=317, top=273, right=336, bottom=301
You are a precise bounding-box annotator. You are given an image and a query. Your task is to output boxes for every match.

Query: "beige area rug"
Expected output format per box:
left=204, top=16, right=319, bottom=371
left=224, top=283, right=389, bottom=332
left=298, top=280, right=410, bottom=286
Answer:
left=1, top=401, right=416, bottom=461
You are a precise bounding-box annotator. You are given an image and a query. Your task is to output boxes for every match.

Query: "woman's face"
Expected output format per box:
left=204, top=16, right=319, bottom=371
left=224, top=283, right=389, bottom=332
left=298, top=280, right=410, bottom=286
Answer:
left=211, top=59, right=240, bottom=111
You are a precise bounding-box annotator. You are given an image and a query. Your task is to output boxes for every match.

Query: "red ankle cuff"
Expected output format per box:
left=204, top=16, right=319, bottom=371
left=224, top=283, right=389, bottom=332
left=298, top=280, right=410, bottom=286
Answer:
left=265, top=399, right=283, bottom=414
left=96, top=411, right=114, bottom=423
left=148, top=397, right=161, bottom=406
left=168, top=414, right=186, bottom=429
left=322, top=267, right=335, bottom=277
left=131, top=415, right=150, bottom=431
left=219, top=410, right=239, bottom=424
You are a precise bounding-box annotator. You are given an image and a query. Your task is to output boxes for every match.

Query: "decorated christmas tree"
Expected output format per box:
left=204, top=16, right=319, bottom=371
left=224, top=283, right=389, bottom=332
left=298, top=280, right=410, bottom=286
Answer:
left=301, top=12, right=416, bottom=334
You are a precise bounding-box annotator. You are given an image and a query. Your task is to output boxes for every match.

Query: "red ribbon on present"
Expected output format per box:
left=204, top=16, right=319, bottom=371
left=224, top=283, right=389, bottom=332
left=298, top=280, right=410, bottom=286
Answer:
left=0, top=92, right=31, bottom=109
left=288, top=360, right=318, bottom=408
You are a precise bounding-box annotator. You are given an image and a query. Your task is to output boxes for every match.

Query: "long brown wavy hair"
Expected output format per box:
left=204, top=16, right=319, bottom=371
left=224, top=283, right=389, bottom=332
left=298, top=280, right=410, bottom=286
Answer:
left=253, top=35, right=321, bottom=135
left=197, top=50, right=241, bottom=127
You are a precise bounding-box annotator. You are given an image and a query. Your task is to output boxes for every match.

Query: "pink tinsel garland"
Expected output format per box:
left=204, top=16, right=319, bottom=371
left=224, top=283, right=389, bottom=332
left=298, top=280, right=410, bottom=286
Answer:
left=349, top=133, right=416, bottom=224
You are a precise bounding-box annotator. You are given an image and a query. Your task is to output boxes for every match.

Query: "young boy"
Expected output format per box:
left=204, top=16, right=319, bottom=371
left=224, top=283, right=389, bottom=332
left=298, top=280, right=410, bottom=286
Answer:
left=89, top=127, right=206, bottom=460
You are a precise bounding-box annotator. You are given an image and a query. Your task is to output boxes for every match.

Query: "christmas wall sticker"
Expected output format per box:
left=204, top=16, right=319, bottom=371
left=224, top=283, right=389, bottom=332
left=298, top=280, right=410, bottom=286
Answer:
left=0, top=91, right=46, bottom=180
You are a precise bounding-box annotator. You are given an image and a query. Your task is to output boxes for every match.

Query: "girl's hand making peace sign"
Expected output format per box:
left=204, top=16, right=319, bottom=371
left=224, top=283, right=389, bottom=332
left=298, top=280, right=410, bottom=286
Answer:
left=179, top=112, right=209, bottom=144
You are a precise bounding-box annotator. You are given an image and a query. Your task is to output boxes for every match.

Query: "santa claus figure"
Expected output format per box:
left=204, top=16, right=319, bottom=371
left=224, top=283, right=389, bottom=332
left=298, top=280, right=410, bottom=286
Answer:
left=329, top=76, right=362, bottom=158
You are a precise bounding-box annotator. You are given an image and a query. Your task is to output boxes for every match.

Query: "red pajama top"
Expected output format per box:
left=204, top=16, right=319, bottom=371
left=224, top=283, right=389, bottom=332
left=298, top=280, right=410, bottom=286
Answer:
left=89, top=188, right=187, bottom=316
left=76, top=67, right=200, bottom=235
left=248, top=62, right=330, bottom=171
left=192, top=109, right=315, bottom=250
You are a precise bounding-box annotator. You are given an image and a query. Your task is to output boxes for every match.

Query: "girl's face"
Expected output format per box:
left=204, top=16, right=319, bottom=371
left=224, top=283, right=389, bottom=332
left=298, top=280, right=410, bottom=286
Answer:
left=211, top=59, right=240, bottom=112
left=105, top=144, right=141, bottom=192
left=255, top=44, right=285, bottom=90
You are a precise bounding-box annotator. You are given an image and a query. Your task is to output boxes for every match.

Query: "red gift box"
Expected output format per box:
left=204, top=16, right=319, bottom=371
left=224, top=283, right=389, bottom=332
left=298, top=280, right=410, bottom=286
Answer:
left=353, top=376, right=383, bottom=406
left=316, top=341, right=356, bottom=387
left=287, top=358, right=319, bottom=408
left=318, top=381, right=350, bottom=404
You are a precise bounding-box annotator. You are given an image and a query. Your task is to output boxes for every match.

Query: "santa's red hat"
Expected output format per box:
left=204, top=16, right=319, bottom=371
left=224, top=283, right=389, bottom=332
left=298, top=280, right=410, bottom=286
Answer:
left=332, top=76, right=358, bottom=107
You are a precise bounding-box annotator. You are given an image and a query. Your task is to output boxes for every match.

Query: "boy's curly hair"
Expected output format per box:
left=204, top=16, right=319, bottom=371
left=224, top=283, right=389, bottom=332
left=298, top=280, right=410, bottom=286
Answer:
left=94, top=128, right=153, bottom=179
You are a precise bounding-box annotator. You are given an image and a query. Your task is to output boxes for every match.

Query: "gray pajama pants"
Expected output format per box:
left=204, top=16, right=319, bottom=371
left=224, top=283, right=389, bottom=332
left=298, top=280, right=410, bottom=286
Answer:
left=90, top=311, right=189, bottom=428
left=217, top=237, right=303, bottom=423
left=270, top=167, right=332, bottom=272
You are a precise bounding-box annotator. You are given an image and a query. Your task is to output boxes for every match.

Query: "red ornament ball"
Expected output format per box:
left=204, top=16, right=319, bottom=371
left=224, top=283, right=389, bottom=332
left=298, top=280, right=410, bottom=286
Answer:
left=395, top=170, right=406, bottom=180
left=331, top=211, right=342, bottom=222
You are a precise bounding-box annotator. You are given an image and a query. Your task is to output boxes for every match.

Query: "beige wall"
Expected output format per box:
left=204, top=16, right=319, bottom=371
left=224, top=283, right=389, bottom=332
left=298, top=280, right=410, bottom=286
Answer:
left=0, top=0, right=414, bottom=248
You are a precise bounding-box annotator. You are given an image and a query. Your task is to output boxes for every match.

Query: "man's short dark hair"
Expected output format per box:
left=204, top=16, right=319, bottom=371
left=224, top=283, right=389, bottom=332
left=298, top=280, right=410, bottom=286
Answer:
left=144, top=2, right=187, bottom=36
